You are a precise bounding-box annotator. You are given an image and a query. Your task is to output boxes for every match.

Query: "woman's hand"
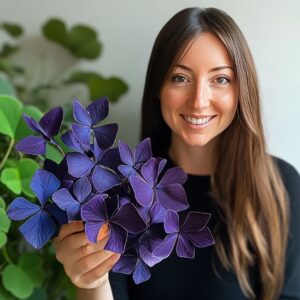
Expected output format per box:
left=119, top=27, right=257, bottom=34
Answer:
left=53, top=221, right=121, bottom=289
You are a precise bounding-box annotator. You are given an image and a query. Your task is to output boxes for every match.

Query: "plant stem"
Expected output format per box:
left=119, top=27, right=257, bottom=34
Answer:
left=54, top=142, right=65, bottom=157
left=0, top=137, right=14, bottom=170
left=2, top=246, right=13, bottom=265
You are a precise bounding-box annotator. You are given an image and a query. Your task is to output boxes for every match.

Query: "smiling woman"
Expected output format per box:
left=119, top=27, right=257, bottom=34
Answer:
left=54, top=7, right=300, bottom=300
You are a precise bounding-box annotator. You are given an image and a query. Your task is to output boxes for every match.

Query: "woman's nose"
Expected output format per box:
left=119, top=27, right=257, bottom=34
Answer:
left=188, top=81, right=210, bottom=110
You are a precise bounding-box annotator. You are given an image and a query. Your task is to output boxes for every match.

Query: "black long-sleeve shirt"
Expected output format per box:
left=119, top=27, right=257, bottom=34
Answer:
left=109, top=157, right=300, bottom=300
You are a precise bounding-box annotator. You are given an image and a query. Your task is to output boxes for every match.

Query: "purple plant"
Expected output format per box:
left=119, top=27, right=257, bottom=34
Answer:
left=8, top=97, right=215, bottom=284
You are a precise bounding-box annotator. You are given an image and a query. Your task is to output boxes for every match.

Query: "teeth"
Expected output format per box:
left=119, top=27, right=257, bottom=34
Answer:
left=184, top=115, right=212, bottom=125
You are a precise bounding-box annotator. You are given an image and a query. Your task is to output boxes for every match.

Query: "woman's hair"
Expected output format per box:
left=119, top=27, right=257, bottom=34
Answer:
left=141, top=7, right=289, bottom=300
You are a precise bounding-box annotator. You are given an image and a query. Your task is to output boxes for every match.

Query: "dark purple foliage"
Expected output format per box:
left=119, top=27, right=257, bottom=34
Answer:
left=15, top=107, right=63, bottom=155
left=7, top=170, right=61, bottom=248
left=8, top=97, right=215, bottom=284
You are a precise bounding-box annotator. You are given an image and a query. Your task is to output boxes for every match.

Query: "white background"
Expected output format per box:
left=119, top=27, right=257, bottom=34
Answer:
left=1, top=0, right=299, bottom=171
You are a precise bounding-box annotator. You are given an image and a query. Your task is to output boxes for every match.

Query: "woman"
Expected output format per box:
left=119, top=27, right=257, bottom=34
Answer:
left=54, top=7, right=300, bottom=300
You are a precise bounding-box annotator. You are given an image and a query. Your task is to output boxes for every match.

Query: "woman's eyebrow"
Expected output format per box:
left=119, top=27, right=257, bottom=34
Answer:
left=174, top=64, right=234, bottom=72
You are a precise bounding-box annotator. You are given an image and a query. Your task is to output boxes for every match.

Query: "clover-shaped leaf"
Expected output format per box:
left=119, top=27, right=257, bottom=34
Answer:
left=0, top=208, right=10, bottom=248
left=2, top=264, right=34, bottom=299
left=0, top=159, right=39, bottom=197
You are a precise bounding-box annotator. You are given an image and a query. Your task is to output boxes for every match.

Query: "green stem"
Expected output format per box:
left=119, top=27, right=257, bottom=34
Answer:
left=0, top=137, right=14, bottom=170
left=2, top=246, right=13, bottom=265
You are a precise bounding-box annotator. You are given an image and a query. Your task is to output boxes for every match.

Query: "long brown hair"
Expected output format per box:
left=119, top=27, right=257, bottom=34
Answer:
left=141, top=7, right=289, bottom=300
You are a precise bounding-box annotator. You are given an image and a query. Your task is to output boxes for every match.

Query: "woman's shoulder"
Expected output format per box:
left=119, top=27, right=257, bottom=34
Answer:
left=271, top=156, right=300, bottom=195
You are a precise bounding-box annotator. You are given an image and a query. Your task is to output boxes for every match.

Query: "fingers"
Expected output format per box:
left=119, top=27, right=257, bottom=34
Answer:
left=73, top=249, right=116, bottom=277
left=53, top=221, right=84, bottom=244
left=75, top=253, right=121, bottom=288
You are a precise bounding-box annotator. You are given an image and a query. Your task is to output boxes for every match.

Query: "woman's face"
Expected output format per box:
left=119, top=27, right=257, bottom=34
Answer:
left=160, top=32, right=238, bottom=149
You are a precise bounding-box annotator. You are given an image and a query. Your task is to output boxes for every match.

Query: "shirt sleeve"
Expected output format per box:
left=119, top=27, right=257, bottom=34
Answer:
left=276, top=158, right=300, bottom=299
left=109, top=271, right=130, bottom=300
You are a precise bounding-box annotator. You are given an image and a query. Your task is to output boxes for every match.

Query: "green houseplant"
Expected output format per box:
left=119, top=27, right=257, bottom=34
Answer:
left=0, top=18, right=129, bottom=300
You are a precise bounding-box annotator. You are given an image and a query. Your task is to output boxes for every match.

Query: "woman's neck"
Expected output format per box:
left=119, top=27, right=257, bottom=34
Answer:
left=168, top=136, right=216, bottom=176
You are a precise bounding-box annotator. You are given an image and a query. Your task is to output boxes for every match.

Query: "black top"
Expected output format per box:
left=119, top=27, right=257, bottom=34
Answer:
left=109, top=157, right=300, bottom=300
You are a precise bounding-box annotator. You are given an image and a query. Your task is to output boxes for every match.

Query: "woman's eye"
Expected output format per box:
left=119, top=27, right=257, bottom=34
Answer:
left=172, top=75, right=188, bottom=83
left=215, top=76, right=230, bottom=85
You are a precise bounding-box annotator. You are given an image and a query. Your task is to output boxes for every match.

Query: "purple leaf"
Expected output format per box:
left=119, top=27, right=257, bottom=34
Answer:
left=7, top=197, right=40, bottom=221
left=61, top=130, right=85, bottom=153
left=85, top=221, right=106, bottom=243
left=23, top=114, right=45, bottom=136
left=15, top=136, right=46, bottom=155
left=156, top=184, right=188, bottom=211
left=129, top=175, right=153, bottom=207
left=164, top=210, right=179, bottom=233
left=176, top=235, right=195, bottom=258
left=118, top=140, right=133, bottom=165
left=73, top=177, right=92, bottom=203
left=112, top=203, right=146, bottom=234
left=181, top=212, right=211, bottom=232
left=183, top=227, right=215, bottom=248
left=30, top=170, right=60, bottom=206
left=73, top=99, right=92, bottom=126
left=39, top=107, right=63, bottom=138
left=52, top=188, right=77, bottom=211
left=86, top=97, right=109, bottom=125
left=134, top=138, right=152, bottom=164
left=93, top=123, right=118, bottom=150
left=92, top=165, right=120, bottom=193
left=113, top=255, right=137, bottom=274
left=158, top=167, right=187, bottom=186
left=132, top=260, right=151, bottom=284
left=72, top=123, right=91, bottom=150
left=19, top=210, right=56, bottom=249
left=153, top=234, right=177, bottom=259
left=81, top=194, right=108, bottom=222
left=66, top=152, right=95, bottom=177
left=104, top=223, right=127, bottom=253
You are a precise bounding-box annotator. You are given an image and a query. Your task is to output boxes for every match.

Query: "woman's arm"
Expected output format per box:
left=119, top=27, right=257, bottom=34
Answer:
left=76, top=273, right=114, bottom=300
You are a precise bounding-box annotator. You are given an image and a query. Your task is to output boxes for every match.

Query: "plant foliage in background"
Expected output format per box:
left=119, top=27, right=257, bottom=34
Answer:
left=0, top=62, right=79, bottom=300
left=0, top=19, right=128, bottom=111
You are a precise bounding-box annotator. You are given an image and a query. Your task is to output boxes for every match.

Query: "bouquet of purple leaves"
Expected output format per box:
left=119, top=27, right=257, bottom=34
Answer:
left=7, top=97, right=215, bottom=284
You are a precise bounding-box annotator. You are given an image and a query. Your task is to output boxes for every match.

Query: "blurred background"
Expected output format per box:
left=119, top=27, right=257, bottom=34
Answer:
left=1, top=0, right=299, bottom=170
left=0, top=0, right=299, bottom=299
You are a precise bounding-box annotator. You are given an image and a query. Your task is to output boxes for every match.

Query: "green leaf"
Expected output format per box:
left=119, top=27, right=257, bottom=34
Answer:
left=0, top=208, right=10, bottom=233
left=0, top=231, right=7, bottom=248
left=0, top=95, right=23, bottom=138
left=0, top=285, right=14, bottom=300
left=42, top=19, right=68, bottom=47
left=0, top=196, right=5, bottom=209
left=15, top=105, right=43, bottom=141
left=18, top=159, right=39, bottom=197
left=0, top=168, right=21, bottom=194
left=67, top=71, right=128, bottom=102
left=89, top=76, right=128, bottom=103
left=0, top=77, right=14, bottom=96
left=0, top=159, right=39, bottom=196
left=68, top=25, right=101, bottom=59
left=0, top=44, right=19, bottom=57
left=45, top=143, right=63, bottom=164
left=18, top=253, right=44, bottom=288
left=1, top=23, right=23, bottom=37
left=25, top=288, right=47, bottom=300
left=2, top=264, right=34, bottom=299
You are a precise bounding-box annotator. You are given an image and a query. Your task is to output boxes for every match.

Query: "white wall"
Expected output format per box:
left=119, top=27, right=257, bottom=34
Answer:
left=1, top=0, right=300, bottom=171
